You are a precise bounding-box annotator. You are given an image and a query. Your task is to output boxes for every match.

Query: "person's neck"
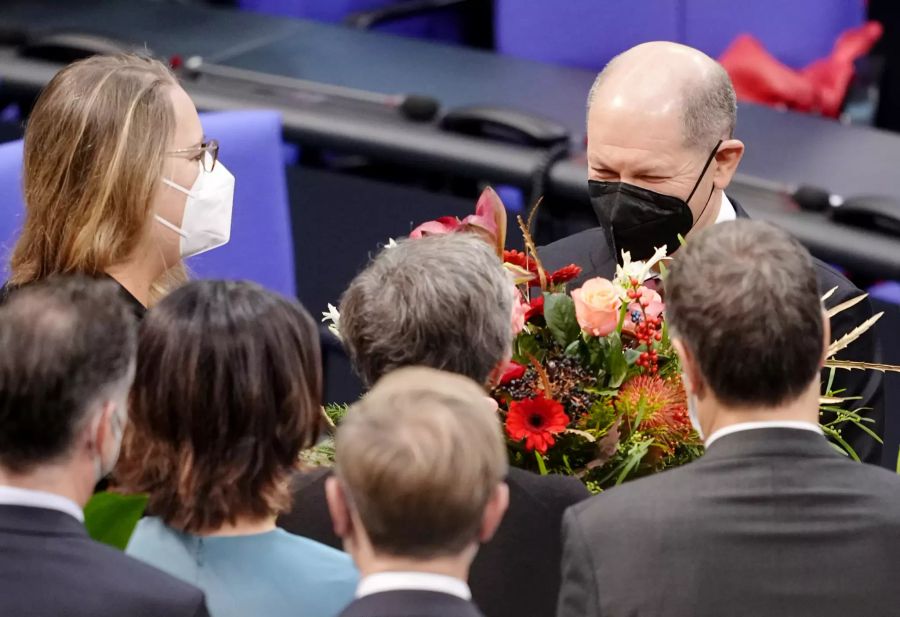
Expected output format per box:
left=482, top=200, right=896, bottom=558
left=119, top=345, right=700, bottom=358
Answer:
left=197, top=514, right=278, bottom=537
left=105, top=245, right=168, bottom=307
left=0, top=462, right=92, bottom=508
left=693, top=189, right=723, bottom=232
left=358, top=551, right=473, bottom=583
left=702, top=380, right=821, bottom=439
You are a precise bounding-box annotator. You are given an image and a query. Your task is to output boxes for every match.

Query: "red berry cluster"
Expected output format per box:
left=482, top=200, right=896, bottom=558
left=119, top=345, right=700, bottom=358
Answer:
left=626, top=278, right=663, bottom=374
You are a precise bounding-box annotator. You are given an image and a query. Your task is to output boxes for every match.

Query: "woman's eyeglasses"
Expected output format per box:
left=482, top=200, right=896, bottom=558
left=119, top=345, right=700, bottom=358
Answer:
left=167, top=139, right=219, bottom=172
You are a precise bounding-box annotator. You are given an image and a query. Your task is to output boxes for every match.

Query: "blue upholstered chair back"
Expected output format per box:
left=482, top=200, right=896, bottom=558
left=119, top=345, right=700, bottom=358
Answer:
left=0, top=139, right=25, bottom=283
left=0, top=110, right=295, bottom=297
left=495, top=0, right=678, bottom=71
left=189, top=110, right=295, bottom=296
left=0, top=139, right=24, bottom=281
left=495, top=0, right=865, bottom=71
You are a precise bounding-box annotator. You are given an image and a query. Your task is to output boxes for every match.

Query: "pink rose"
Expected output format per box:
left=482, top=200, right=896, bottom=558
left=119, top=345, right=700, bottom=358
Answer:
left=571, top=278, right=622, bottom=337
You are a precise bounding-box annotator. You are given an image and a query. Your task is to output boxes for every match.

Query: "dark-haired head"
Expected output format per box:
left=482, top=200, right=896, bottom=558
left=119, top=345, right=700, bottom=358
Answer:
left=0, top=275, right=135, bottom=496
left=666, top=220, right=826, bottom=410
left=116, top=280, right=322, bottom=533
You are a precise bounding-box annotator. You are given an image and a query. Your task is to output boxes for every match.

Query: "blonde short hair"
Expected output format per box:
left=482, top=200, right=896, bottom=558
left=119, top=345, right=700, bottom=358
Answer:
left=335, top=367, right=508, bottom=558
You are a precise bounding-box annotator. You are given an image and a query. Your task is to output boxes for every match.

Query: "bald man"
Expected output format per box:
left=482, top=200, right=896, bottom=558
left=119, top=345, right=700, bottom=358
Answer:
left=540, top=41, right=884, bottom=466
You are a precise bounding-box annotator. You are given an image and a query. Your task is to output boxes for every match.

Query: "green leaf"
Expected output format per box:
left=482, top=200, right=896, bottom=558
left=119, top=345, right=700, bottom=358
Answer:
left=544, top=293, right=580, bottom=347
left=324, top=403, right=349, bottom=427
left=896, top=447, right=900, bottom=475
left=624, top=348, right=642, bottom=366
left=825, top=366, right=837, bottom=396
left=657, top=261, right=668, bottom=280
left=615, top=438, right=652, bottom=485
left=83, top=492, right=148, bottom=550
left=515, top=332, right=542, bottom=363
left=564, top=340, right=581, bottom=357
left=606, top=332, right=628, bottom=388
left=821, top=426, right=860, bottom=462
left=535, top=451, right=549, bottom=475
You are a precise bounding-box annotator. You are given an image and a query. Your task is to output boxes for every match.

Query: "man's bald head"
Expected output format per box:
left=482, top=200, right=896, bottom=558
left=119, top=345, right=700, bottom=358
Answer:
left=588, top=42, right=736, bottom=149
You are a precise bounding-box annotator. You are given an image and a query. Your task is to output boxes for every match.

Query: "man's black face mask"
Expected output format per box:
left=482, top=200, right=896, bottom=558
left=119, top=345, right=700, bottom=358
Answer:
left=589, top=140, right=722, bottom=262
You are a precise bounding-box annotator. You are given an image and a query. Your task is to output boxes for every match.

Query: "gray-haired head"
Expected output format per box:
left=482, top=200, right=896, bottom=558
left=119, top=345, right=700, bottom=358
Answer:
left=339, top=233, right=514, bottom=387
left=665, top=220, right=825, bottom=408
left=587, top=41, right=737, bottom=149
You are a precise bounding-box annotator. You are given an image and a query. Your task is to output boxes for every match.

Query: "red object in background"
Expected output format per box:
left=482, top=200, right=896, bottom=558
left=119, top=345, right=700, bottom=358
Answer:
left=499, top=361, right=527, bottom=384
left=720, top=21, right=883, bottom=118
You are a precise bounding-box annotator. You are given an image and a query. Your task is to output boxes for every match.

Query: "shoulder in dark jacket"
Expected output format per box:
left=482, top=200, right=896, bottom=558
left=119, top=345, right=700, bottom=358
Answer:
left=280, top=466, right=589, bottom=617
left=0, top=505, right=208, bottom=617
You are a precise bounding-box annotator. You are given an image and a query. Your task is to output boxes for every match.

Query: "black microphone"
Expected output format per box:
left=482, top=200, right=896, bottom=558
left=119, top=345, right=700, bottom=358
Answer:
left=733, top=173, right=844, bottom=212
left=179, top=55, right=440, bottom=122
left=733, top=173, right=900, bottom=237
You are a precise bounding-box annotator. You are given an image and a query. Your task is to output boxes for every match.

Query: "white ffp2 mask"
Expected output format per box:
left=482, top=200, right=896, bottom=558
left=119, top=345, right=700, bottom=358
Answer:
left=156, top=160, right=235, bottom=258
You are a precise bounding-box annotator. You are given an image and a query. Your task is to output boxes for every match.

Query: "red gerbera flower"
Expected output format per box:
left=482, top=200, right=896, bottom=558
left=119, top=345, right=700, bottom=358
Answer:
left=505, top=396, right=570, bottom=454
left=524, top=295, right=544, bottom=321
left=548, top=264, right=582, bottom=285
left=503, top=249, right=538, bottom=272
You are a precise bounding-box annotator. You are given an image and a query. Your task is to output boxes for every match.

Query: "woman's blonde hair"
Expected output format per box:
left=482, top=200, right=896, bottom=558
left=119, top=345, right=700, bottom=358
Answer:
left=10, top=54, right=185, bottom=296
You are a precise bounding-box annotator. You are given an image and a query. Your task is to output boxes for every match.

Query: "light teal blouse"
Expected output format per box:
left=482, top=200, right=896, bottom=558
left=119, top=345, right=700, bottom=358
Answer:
left=127, top=517, right=357, bottom=617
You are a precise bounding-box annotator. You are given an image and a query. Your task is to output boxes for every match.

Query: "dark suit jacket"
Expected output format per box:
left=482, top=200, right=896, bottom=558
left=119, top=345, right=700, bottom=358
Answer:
left=340, top=590, right=484, bottom=617
left=539, top=197, right=885, bottom=465
left=279, top=466, right=589, bottom=617
left=0, top=505, right=209, bottom=617
left=557, top=428, right=900, bottom=617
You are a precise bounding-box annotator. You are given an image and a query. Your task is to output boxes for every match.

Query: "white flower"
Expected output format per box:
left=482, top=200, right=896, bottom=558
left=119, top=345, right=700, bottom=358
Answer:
left=615, top=245, right=669, bottom=287
left=322, top=303, right=341, bottom=340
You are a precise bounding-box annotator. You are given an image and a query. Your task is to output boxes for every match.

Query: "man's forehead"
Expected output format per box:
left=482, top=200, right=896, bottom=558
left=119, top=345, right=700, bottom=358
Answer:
left=589, top=91, right=684, bottom=139
left=587, top=94, right=696, bottom=164
left=587, top=143, right=683, bottom=174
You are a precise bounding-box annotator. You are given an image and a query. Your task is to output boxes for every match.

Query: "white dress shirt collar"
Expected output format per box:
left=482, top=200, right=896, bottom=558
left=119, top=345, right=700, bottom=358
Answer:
left=356, top=571, right=472, bottom=600
left=715, top=193, right=737, bottom=224
left=0, top=485, right=84, bottom=522
left=705, top=421, right=823, bottom=448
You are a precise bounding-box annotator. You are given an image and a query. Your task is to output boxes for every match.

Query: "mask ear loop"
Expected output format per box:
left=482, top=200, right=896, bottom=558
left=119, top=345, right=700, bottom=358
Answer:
left=684, top=140, right=723, bottom=223
left=155, top=214, right=189, bottom=238
left=685, top=140, right=723, bottom=202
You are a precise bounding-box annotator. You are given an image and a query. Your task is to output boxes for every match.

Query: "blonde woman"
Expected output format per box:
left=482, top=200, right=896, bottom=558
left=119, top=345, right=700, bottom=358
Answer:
left=3, top=54, right=234, bottom=316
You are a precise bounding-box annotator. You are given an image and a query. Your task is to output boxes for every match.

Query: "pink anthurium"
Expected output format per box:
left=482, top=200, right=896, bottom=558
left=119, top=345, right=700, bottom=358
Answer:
left=409, top=187, right=508, bottom=257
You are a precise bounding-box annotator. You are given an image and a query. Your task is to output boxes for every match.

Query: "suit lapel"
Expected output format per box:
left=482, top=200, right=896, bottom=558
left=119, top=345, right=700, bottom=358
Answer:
left=729, top=195, right=751, bottom=219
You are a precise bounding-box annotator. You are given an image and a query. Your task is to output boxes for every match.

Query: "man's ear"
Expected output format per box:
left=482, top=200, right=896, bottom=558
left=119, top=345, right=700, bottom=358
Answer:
left=87, top=401, right=116, bottom=458
left=478, top=482, right=510, bottom=544
left=325, top=476, right=353, bottom=540
left=713, top=139, right=744, bottom=191
left=486, top=351, right=513, bottom=390
left=672, top=338, right=705, bottom=399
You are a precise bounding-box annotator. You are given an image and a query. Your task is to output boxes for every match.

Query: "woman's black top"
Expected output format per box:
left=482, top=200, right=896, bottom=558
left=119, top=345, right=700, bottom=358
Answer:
left=0, top=274, right=147, bottom=320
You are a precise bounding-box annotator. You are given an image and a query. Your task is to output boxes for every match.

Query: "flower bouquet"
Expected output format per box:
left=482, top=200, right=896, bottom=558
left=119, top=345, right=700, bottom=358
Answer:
left=320, top=187, right=899, bottom=490
left=495, top=243, right=699, bottom=492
